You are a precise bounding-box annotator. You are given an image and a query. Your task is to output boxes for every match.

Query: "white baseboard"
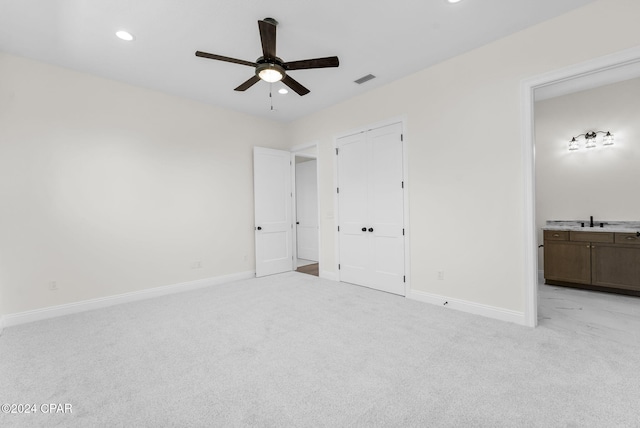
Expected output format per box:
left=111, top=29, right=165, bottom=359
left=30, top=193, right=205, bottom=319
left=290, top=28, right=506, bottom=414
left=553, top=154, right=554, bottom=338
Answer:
left=3, top=271, right=255, bottom=328
left=408, top=289, right=526, bottom=326
left=319, top=270, right=338, bottom=281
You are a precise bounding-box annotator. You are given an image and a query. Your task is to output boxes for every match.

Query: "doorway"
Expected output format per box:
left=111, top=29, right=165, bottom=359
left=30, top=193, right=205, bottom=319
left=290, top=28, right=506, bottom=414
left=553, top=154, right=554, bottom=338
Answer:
left=522, top=46, right=640, bottom=327
left=292, top=146, right=320, bottom=277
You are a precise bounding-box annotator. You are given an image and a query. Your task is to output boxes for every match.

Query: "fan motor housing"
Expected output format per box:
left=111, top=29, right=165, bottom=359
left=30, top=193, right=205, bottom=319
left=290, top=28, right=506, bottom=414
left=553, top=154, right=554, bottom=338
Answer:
left=255, top=56, right=286, bottom=76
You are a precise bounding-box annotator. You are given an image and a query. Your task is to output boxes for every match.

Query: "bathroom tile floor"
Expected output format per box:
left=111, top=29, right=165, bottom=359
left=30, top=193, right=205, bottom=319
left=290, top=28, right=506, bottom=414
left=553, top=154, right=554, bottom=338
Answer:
left=538, top=282, right=640, bottom=345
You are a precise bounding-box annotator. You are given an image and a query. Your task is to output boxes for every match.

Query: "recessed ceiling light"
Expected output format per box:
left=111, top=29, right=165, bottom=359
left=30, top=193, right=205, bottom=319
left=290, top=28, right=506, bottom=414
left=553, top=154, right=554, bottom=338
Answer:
left=278, top=88, right=289, bottom=95
left=115, top=30, right=134, bottom=41
left=448, top=0, right=463, bottom=3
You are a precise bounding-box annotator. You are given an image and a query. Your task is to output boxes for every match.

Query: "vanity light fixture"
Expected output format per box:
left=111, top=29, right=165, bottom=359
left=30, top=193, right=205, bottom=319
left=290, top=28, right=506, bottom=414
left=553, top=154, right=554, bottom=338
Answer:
left=568, top=130, right=614, bottom=151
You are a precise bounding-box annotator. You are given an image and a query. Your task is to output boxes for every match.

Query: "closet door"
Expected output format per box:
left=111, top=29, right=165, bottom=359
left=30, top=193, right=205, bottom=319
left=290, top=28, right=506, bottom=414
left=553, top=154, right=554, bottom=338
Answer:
left=368, top=123, right=405, bottom=294
left=337, top=132, right=370, bottom=287
left=337, top=123, right=405, bottom=295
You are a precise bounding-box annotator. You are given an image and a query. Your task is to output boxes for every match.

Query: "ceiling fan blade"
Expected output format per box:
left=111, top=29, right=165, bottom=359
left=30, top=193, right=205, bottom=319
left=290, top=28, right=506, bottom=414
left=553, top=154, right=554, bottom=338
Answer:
left=234, top=75, right=261, bottom=91
left=282, top=74, right=310, bottom=96
left=284, top=56, right=340, bottom=70
left=258, top=20, right=277, bottom=59
left=195, top=51, right=256, bottom=67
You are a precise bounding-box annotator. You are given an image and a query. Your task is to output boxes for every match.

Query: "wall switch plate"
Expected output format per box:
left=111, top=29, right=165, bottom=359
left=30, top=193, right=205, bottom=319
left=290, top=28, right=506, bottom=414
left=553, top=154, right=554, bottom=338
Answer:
left=437, top=271, right=445, bottom=280
left=191, top=261, right=203, bottom=269
left=49, top=281, right=58, bottom=290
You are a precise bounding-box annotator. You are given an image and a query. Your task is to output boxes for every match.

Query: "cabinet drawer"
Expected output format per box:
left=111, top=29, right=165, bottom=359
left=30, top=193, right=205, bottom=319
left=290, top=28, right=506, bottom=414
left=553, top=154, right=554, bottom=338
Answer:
left=615, top=233, right=640, bottom=245
left=544, top=230, right=568, bottom=241
left=570, top=231, right=614, bottom=243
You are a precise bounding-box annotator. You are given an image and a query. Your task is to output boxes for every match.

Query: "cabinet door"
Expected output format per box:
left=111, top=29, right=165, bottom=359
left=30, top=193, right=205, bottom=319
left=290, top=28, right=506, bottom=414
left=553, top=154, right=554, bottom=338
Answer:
left=544, top=241, right=591, bottom=284
left=592, top=244, right=640, bottom=291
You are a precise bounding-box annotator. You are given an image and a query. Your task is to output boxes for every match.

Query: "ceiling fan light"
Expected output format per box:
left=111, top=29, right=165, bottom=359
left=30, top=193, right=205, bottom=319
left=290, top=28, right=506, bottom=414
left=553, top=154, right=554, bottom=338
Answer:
left=258, top=68, right=283, bottom=82
left=256, top=63, right=284, bottom=83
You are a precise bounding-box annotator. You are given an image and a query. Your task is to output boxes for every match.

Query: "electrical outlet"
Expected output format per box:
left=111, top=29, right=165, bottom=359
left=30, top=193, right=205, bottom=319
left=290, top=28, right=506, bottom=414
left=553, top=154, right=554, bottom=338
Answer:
left=191, top=261, right=203, bottom=269
left=49, top=281, right=58, bottom=291
left=437, top=271, right=445, bottom=280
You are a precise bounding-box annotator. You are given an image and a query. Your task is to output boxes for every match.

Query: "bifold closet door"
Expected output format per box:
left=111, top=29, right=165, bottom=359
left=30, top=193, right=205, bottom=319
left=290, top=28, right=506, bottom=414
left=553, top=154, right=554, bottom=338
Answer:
left=337, top=123, right=405, bottom=295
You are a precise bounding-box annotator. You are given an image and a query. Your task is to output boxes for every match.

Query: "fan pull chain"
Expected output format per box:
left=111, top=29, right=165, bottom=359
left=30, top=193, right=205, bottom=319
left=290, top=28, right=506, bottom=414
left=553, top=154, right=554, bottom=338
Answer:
left=270, top=84, right=274, bottom=111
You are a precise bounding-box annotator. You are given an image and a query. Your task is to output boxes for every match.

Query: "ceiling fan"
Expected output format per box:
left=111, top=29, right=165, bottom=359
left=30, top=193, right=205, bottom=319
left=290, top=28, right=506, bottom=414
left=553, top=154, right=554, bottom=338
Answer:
left=195, top=18, right=339, bottom=96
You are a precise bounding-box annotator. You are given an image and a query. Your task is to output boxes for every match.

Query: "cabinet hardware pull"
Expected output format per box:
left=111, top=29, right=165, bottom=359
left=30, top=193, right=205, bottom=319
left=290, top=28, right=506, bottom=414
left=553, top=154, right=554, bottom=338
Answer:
left=626, top=236, right=635, bottom=240
left=552, top=233, right=560, bottom=237
left=586, top=245, right=591, bottom=248
left=368, top=228, right=374, bottom=232
left=361, top=227, right=367, bottom=232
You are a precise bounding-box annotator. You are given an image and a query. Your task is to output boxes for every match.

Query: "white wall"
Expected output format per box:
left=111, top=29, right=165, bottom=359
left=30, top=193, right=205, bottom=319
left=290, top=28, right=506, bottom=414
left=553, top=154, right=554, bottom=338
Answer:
left=535, top=77, right=640, bottom=267
left=0, top=53, right=287, bottom=315
left=287, top=0, right=640, bottom=314
left=2, top=0, right=640, bottom=322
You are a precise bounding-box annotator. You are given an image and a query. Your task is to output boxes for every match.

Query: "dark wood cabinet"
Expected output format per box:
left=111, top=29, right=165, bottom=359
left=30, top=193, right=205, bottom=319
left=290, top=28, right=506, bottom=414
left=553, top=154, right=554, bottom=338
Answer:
left=543, top=229, right=640, bottom=296
left=543, top=239, right=591, bottom=284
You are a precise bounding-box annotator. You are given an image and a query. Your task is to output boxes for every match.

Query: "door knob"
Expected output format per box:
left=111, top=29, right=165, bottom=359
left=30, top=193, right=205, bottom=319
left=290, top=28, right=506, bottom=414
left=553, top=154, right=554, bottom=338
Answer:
left=257, top=226, right=262, bottom=231
left=361, top=227, right=367, bottom=232
left=368, top=228, right=374, bottom=232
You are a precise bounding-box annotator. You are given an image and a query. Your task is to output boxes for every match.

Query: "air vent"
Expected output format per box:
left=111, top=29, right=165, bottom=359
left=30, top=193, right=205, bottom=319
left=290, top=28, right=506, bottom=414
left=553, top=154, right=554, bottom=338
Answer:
left=354, top=74, right=376, bottom=84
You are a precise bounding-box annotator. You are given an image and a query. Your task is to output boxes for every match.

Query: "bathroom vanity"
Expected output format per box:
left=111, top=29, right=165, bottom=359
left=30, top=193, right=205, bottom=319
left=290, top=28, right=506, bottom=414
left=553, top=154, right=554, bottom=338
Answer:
left=543, top=221, right=640, bottom=296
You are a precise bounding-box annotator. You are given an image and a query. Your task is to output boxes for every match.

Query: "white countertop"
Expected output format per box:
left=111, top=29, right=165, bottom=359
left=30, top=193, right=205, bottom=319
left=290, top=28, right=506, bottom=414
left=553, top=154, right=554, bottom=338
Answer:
left=543, top=220, right=640, bottom=233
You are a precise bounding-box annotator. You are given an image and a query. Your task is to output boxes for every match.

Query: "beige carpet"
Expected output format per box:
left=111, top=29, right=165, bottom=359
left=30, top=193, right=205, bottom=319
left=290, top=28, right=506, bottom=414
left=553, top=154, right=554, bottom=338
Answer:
left=1, top=272, right=639, bottom=427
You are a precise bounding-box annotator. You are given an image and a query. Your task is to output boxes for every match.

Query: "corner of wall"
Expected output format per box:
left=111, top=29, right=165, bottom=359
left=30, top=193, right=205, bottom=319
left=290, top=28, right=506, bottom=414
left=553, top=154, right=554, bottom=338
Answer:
left=319, top=271, right=338, bottom=281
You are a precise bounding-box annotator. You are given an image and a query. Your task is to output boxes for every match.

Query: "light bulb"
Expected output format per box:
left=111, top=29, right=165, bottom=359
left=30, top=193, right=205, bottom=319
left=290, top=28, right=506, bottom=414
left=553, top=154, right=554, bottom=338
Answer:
left=603, top=132, right=614, bottom=146
left=116, top=31, right=134, bottom=41
left=258, top=68, right=283, bottom=83
left=569, top=138, right=579, bottom=151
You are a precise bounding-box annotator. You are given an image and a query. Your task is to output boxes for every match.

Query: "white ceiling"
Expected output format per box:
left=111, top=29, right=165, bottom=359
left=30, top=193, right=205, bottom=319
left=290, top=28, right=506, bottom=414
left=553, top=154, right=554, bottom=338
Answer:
left=0, top=0, right=597, bottom=122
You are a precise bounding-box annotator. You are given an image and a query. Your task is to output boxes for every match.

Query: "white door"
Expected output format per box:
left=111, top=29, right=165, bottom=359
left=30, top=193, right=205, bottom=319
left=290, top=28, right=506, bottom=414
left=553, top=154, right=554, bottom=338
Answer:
left=253, top=147, right=293, bottom=277
left=337, top=123, right=405, bottom=295
left=337, top=132, right=370, bottom=286
left=295, top=159, right=319, bottom=261
left=367, top=124, right=405, bottom=293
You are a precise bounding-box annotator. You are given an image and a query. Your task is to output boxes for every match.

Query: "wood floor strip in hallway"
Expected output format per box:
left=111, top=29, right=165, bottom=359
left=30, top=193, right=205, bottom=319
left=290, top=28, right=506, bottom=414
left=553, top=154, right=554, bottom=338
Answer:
left=296, top=263, right=319, bottom=276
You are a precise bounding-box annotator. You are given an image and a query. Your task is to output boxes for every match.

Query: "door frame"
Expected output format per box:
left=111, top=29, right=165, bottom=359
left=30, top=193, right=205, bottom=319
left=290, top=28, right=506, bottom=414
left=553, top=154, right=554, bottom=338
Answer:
left=333, top=116, right=410, bottom=294
left=521, top=46, right=640, bottom=327
left=290, top=142, right=321, bottom=273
